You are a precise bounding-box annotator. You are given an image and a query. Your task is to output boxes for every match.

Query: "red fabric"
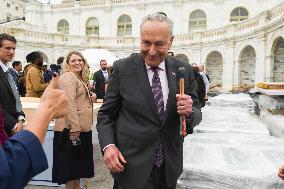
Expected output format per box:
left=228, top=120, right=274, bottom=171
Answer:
left=0, top=106, right=8, bottom=145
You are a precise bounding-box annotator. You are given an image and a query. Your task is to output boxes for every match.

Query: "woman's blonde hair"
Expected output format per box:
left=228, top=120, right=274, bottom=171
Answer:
left=61, top=51, right=89, bottom=83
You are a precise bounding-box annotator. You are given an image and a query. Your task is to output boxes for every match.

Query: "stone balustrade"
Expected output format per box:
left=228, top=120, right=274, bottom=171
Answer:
left=23, top=31, right=53, bottom=41
left=51, top=3, right=75, bottom=9
left=201, top=27, right=228, bottom=40
left=235, top=17, right=260, bottom=32
left=80, top=0, right=106, bottom=6
left=174, top=34, right=194, bottom=42
left=0, top=26, right=15, bottom=35
left=53, top=0, right=140, bottom=9
left=111, top=0, right=139, bottom=4
left=270, top=2, right=284, bottom=20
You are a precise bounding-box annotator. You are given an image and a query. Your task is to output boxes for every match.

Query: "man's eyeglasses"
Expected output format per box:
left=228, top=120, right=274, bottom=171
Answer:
left=141, top=40, right=168, bottom=49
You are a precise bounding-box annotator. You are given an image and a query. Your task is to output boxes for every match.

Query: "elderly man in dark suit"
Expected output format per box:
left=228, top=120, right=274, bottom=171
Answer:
left=0, top=33, right=25, bottom=137
left=96, top=13, right=202, bottom=189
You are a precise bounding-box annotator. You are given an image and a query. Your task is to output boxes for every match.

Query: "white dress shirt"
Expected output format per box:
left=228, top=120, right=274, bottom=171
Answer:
left=0, top=60, right=9, bottom=73
left=145, top=61, right=169, bottom=111
left=101, top=69, right=108, bottom=80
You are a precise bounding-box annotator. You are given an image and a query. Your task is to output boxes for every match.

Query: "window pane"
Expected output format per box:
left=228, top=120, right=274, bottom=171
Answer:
left=57, top=19, right=69, bottom=34
left=86, top=17, right=99, bottom=36
left=230, top=7, right=248, bottom=22
left=117, top=14, right=132, bottom=37
left=240, top=8, right=248, bottom=16
left=191, top=10, right=206, bottom=19
left=231, top=9, right=239, bottom=17
left=125, top=16, right=131, bottom=22
left=189, top=10, right=207, bottom=32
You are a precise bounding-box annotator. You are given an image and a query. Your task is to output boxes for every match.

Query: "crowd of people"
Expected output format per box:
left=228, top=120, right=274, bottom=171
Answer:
left=0, top=33, right=98, bottom=188
left=0, top=12, right=283, bottom=189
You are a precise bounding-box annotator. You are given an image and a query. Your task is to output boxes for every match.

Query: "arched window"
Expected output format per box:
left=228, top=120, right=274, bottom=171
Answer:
left=117, top=14, right=132, bottom=37
left=57, top=19, right=69, bottom=34
left=272, top=37, right=284, bottom=82
left=230, top=7, right=249, bottom=22
left=86, top=17, right=99, bottom=36
left=189, top=10, right=207, bottom=32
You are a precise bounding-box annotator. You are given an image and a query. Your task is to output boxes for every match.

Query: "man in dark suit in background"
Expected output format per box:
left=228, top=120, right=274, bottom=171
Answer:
left=0, top=33, right=25, bottom=136
left=96, top=14, right=202, bottom=189
left=8, top=60, right=22, bottom=83
left=93, top=59, right=109, bottom=99
left=8, top=60, right=26, bottom=97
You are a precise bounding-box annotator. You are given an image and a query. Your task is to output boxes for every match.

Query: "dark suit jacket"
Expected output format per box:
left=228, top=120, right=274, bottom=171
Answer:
left=96, top=54, right=202, bottom=189
left=0, top=67, right=23, bottom=136
left=93, top=69, right=107, bottom=99
left=8, top=68, right=18, bottom=84
left=17, top=72, right=26, bottom=97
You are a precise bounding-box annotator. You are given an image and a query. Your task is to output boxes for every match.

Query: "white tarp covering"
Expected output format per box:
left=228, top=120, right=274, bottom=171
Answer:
left=178, top=93, right=284, bottom=189
left=195, top=106, right=269, bottom=135
left=260, top=110, right=284, bottom=139
left=179, top=133, right=284, bottom=189
left=81, top=49, right=119, bottom=72
left=208, top=93, right=255, bottom=109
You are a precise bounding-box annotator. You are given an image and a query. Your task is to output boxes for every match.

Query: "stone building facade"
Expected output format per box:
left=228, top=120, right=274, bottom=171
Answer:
left=0, top=0, right=27, bottom=24
left=0, top=0, right=284, bottom=91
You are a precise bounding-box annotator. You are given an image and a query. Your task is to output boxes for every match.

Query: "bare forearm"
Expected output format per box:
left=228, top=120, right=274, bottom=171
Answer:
left=24, top=103, right=53, bottom=144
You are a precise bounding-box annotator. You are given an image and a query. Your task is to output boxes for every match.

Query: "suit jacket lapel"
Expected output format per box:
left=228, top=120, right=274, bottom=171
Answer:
left=0, top=66, right=15, bottom=99
left=133, top=55, right=161, bottom=122
left=163, top=57, right=177, bottom=123
left=99, top=70, right=106, bottom=82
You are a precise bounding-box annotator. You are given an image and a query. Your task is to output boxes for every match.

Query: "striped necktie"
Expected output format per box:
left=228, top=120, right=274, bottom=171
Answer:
left=151, top=67, right=164, bottom=121
left=151, top=67, right=165, bottom=167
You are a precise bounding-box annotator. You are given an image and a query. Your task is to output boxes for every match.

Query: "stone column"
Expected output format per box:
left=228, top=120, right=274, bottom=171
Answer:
left=222, top=42, right=235, bottom=91
left=255, top=35, right=267, bottom=83
left=73, top=1, right=81, bottom=35
left=191, top=44, right=202, bottom=64
left=265, top=55, right=274, bottom=82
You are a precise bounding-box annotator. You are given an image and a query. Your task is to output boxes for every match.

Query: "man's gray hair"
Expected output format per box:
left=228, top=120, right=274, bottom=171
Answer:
left=140, top=13, right=173, bottom=36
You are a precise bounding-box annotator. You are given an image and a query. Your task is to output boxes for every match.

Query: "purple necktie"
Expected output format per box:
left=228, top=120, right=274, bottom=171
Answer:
left=151, top=67, right=164, bottom=121
left=151, top=67, right=164, bottom=167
